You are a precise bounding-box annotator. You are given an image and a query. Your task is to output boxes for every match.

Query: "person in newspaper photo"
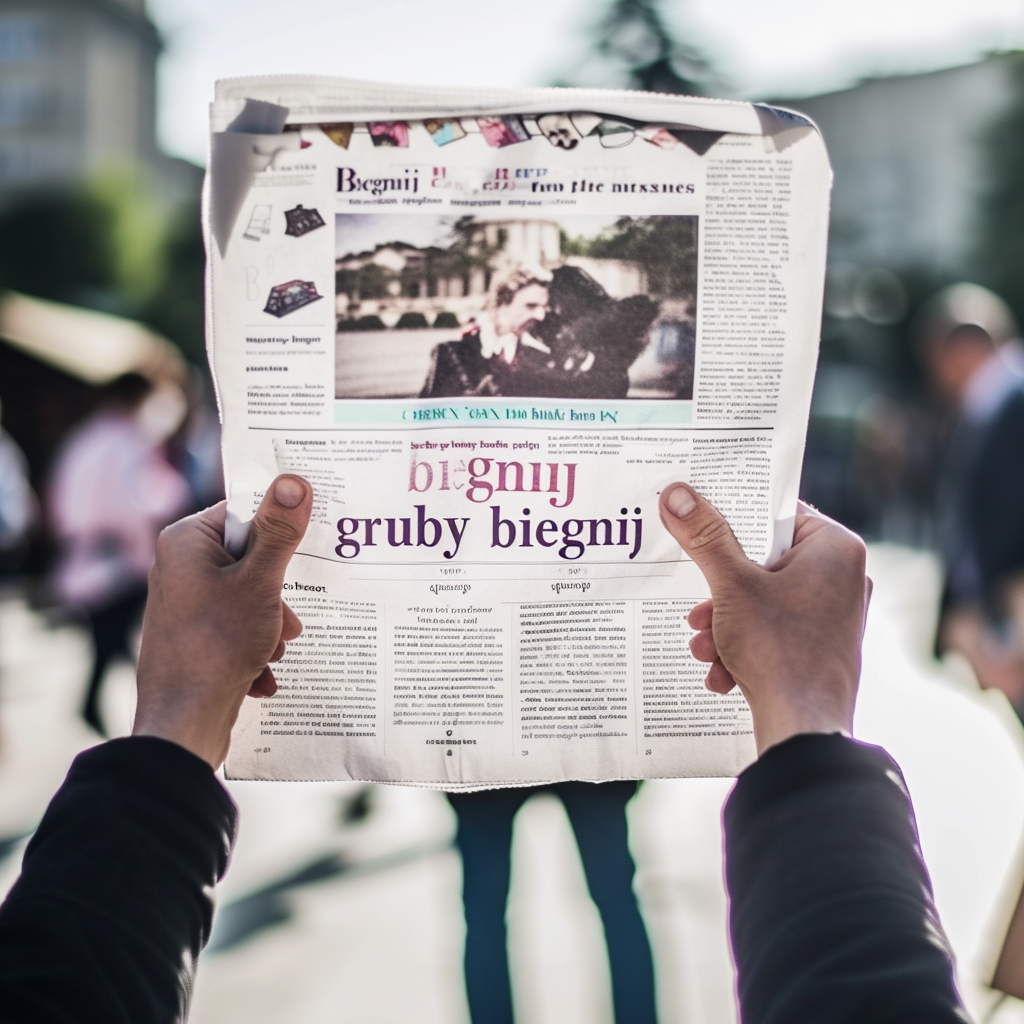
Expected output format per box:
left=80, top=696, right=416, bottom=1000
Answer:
left=0, top=474, right=969, bottom=1024
left=419, top=263, right=554, bottom=398
left=334, top=213, right=696, bottom=402
left=421, top=263, right=661, bottom=400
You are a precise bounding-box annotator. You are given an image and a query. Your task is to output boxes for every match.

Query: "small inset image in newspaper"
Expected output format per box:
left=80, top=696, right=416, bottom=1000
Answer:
left=205, top=78, right=831, bottom=788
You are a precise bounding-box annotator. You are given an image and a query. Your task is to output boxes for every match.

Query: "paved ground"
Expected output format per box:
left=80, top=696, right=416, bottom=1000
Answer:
left=3, top=546, right=1024, bottom=1023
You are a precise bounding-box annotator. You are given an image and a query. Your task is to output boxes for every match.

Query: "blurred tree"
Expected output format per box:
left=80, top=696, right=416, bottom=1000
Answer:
left=440, top=216, right=504, bottom=277
left=554, top=0, right=716, bottom=95
left=336, top=263, right=396, bottom=302
left=563, top=216, right=698, bottom=297
left=0, top=173, right=206, bottom=365
left=143, top=201, right=207, bottom=366
left=975, top=52, right=1024, bottom=327
left=90, top=168, right=168, bottom=310
left=0, top=190, right=120, bottom=310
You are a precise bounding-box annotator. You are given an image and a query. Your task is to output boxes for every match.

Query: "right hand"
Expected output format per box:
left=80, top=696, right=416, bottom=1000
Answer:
left=659, top=484, right=870, bottom=755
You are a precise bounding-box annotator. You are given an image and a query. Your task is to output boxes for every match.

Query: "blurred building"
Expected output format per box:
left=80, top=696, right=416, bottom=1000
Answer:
left=0, top=0, right=199, bottom=206
left=778, top=54, right=1016, bottom=277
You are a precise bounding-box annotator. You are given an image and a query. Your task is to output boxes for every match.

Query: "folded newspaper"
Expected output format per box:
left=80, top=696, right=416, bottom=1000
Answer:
left=204, top=77, right=831, bottom=786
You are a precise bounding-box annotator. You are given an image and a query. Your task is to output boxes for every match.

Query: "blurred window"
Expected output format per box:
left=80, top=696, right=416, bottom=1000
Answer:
left=0, top=15, right=49, bottom=66
left=0, top=81, right=56, bottom=128
left=0, top=142, right=63, bottom=184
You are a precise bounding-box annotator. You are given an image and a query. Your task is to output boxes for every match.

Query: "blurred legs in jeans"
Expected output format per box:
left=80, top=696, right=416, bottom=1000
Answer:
left=83, top=583, right=147, bottom=735
left=447, top=780, right=657, bottom=1024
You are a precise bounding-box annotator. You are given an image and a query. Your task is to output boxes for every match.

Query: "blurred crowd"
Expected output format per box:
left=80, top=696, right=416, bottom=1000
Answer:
left=0, top=366, right=221, bottom=735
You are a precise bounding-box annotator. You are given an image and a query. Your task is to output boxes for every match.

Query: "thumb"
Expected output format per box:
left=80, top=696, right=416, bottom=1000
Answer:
left=659, top=483, right=752, bottom=590
left=241, top=475, right=313, bottom=585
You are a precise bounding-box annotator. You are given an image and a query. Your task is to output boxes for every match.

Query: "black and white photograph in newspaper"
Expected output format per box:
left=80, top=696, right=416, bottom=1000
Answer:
left=334, top=213, right=698, bottom=401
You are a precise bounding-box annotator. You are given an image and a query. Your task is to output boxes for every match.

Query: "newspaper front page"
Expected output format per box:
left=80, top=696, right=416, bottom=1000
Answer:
left=204, top=78, right=831, bottom=786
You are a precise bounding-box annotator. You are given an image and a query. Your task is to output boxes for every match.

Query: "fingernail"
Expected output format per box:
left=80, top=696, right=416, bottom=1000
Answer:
left=666, top=484, right=697, bottom=518
left=274, top=477, right=305, bottom=508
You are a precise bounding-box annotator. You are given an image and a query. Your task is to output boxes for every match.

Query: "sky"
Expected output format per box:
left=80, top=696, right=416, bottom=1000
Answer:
left=147, top=0, right=1024, bottom=166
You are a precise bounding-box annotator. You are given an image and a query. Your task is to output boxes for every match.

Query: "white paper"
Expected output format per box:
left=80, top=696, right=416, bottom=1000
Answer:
left=204, top=77, right=831, bottom=787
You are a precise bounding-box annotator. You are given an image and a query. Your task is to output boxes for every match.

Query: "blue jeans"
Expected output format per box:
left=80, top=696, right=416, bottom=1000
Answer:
left=447, top=781, right=657, bottom=1024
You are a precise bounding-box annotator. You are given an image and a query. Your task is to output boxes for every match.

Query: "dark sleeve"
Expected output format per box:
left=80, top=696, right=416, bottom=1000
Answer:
left=420, top=341, right=467, bottom=398
left=0, top=736, right=237, bottom=1024
left=724, top=733, right=969, bottom=1024
left=969, top=391, right=1024, bottom=603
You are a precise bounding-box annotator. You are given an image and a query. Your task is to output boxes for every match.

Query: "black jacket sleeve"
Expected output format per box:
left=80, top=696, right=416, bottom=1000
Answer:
left=724, top=733, right=969, bottom=1024
left=0, top=736, right=237, bottom=1024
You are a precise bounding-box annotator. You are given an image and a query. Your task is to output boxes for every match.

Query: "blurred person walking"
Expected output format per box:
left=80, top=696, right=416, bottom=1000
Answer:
left=448, top=781, right=657, bottom=1024
left=0, top=401, right=35, bottom=573
left=174, top=371, right=225, bottom=510
left=47, top=373, right=191, bottom=735
left=920, top=284, right=1024, bottom=711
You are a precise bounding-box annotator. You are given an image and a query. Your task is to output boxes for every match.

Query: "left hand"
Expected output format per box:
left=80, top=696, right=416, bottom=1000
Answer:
left=132, top=475, right=313, bottom=768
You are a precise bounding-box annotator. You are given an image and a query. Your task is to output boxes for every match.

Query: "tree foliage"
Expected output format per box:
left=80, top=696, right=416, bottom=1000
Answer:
left=336, top=262, right=396, bottom=301
left=562, top=216, right=698, bottom=298
left=433, top=216, right=504, bottom=278
left=554, top=0, right=716, bottom=96
left=142, top=200, right=206, bottom=365
left=0, top=171, right=207, bottom=365
left=0, top=191, right=119, bottom=308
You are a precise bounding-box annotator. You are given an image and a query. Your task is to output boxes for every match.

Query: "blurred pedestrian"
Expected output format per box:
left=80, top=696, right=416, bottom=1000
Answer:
left=447, top=781, right=657, bottom=1024
left=0, top=401, right=35, bottom=573
left=176, top=370, right=224, bottom=509
left=47, top=373, right=191, bottom=734
left=919, top=284, right=1024, bottom=710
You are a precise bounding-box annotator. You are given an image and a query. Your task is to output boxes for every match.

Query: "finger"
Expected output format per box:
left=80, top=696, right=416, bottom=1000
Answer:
left=247, top=666, right=278, bottom=698
left=269, top=638, right=287, bottom=662
left=705, top=659, right=736, bottom=694
left=153, top=501, right=233, bottom=573
left=688, top=599, right=713, bottom=631
left=281, top=600, right=303, bottom=642
left=690, top=629, right=718, bottom=663
left=241, top=476, right=313, bottom=587
left=659, top=483, right=751, bottom=591
left=792, top=501, right=861, bottom=546
left=192, top=500, right=229, bottom=538
left=795, top=500, right=854, bottom=542
left=864, top=575, right=874, bottom=632
left=796, top=499, right=826, bottom=519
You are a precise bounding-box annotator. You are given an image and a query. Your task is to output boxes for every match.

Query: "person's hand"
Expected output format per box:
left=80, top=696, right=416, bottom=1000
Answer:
left=940, top=605, right=1024, bottom=703
left=659, top=484, right=869, bottom=755
left=132, top=475, right=313, bottom=768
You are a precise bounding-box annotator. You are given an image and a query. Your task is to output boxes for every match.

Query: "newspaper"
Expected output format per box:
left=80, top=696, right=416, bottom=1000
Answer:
left=204, top=77, right=831, bottom=786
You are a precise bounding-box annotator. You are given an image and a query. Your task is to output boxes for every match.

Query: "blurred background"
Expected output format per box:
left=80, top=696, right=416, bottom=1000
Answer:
left=5, top=1, right=1024, bottom=1022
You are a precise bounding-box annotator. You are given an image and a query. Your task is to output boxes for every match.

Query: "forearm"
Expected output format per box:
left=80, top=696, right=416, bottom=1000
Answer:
left=0, top=737, right=237, bottom=1024
left=724, top=733, right=968, bottom=1024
